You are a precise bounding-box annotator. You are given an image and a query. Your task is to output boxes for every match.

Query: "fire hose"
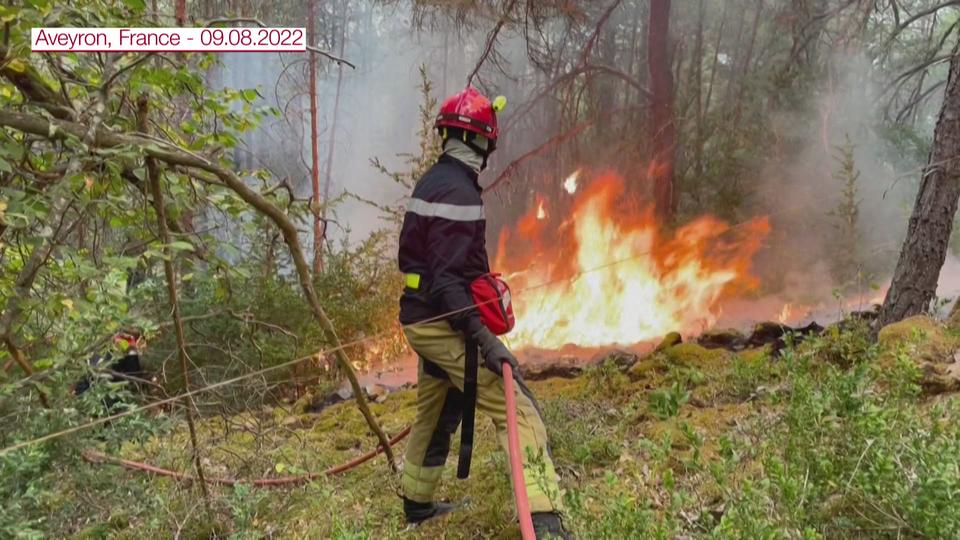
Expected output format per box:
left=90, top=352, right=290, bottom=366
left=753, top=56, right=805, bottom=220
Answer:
left=503, top=362, right=536, bottom=540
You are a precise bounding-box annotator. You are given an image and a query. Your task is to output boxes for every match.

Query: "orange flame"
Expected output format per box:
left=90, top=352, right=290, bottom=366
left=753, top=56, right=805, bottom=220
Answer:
left=778, top=303, right=793, bottom=324
left=498, top=172, right=770, bottom=349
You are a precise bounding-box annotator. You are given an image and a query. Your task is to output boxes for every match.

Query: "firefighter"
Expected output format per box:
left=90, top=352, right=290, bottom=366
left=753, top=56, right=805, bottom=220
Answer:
left=74, top=329, right=146, bottom=410
left=398, top=87, right=570, bottom=538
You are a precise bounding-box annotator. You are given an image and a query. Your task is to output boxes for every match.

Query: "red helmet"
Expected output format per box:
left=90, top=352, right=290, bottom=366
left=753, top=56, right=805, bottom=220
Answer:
left=435, top=87, right=500, bottom=142
left=114, top=330, right=141, bottom=348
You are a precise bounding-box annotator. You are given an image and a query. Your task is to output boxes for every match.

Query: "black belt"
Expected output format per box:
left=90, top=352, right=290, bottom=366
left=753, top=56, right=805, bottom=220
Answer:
left=457, top=338, right=478, bottom=479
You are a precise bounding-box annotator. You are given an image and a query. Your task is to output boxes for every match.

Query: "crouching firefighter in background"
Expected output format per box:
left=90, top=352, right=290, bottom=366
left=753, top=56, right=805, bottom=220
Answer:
left=398, top=87, right=571, bottom=539
left=74, top=330, right=147, bottom=413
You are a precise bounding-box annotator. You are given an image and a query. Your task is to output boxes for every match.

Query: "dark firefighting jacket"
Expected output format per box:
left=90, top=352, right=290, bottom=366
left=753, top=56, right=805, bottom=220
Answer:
left=398, top=154, right=490, bottom=334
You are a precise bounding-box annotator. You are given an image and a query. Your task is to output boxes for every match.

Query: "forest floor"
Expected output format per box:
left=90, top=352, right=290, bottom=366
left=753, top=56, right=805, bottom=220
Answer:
left=56, top=315, right=960, bottom=539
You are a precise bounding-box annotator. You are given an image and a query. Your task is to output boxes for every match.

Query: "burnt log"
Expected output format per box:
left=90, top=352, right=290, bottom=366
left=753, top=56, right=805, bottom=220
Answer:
left=747, top=322, right=789, bottom=348
left=520, top=357, right=583, bottom=381
left=773, top=321, right=826, bottom=354
left=795, top=321, right=826, bottom=337
left=589, top=350, right=641, bottom=370
left=743, top=321, right=826, bottom=355
left=697, top=328, right=748, bottom=350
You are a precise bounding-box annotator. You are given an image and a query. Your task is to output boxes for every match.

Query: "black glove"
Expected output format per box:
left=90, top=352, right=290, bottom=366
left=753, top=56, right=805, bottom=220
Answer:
left=471, top=326, right=519, bottom=378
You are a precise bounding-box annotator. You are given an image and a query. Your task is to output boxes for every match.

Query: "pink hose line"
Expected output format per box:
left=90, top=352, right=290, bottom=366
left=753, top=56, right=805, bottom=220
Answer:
left=502, top=363, right=536, bottom=540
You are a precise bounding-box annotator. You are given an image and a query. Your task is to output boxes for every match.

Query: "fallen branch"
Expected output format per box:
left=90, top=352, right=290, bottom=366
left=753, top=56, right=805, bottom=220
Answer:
left=82, top=425, right=411, bottom=487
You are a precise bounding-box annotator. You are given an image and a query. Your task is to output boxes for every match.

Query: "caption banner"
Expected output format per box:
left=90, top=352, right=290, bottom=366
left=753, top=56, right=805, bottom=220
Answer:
left=32, top=27, right=306, bottom=52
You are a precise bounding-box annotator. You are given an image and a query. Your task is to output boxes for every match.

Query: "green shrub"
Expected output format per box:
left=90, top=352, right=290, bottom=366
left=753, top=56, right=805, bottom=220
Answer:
left=648, top=382, right=690, bottom=420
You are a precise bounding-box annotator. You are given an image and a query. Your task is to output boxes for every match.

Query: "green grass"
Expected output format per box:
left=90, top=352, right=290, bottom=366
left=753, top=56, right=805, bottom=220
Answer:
left=5, top=321, right=960, bottom=538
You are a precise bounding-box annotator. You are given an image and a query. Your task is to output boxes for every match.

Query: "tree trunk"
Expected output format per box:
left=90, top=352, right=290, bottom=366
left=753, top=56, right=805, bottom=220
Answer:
left=732, top=0, right=763, bottom=129
left=703, top=1, right=727, bottom=119
left=692, top=0, right=705, bottom=177
left=624, top=0, right=642, bottom=110
left=647, top=0, right=676, bottom=221
left=138, top=97, right=211, bottom=510
left=321, top=0, right=347, bottom=262
left=175, top=0, right=186, bottom=25
left=878, top=45, right=960, bottom=328
left=308, top=0, right=323, bottom=274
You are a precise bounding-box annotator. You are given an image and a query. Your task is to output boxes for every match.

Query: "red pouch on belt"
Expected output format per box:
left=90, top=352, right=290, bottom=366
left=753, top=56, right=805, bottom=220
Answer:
left=469, top=273, right=515, bottom=335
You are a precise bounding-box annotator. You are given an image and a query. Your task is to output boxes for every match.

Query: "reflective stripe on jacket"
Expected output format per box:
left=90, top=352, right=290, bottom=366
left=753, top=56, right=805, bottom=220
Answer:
left=398, top=154, right=489, bottom=334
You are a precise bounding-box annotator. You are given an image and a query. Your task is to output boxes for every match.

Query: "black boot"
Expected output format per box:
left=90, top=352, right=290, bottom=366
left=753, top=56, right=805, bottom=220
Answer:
left=403, top=496, right=457, bottom=524
left=532, top=512, right=573, bottom=539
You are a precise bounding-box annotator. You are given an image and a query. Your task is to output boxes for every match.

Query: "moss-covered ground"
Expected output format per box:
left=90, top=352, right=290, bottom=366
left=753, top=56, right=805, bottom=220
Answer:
left=32, top=317, right=960, bottom=538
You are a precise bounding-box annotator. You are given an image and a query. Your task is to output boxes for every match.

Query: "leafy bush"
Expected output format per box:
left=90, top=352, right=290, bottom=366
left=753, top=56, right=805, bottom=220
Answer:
left=562, top=325, right=960, bottom=539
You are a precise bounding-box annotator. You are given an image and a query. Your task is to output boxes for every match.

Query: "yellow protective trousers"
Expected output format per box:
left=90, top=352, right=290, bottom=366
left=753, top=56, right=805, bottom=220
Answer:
left=401, top=321, right=561, bottom=513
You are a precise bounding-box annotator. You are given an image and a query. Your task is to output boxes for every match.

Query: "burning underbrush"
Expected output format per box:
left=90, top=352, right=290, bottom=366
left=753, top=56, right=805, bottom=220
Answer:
left=495, top=171, right=770, bottom=351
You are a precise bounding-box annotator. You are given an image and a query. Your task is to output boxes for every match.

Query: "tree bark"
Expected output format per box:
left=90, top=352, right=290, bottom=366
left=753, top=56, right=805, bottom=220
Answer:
left=647, top=0, right=676, bottom=221
left=732, top=0, right=763, bottom=129
left=175, top=0, right=186, bottom=25
left=878, top=45, right=960, bottom=328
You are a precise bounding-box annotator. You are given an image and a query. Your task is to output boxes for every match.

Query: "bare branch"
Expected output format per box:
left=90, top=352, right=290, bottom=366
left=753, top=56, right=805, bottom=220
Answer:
left=578, top=0, right=624, bottom=65
left=103, top=52, right=157, bottom=90
left=504, top=64, right=650, bottom=133
left=882, top=54, right=953, bottom=97
left=486, top=114, right=602, bottom=192
left=466, top=0, right=520, bottom=86
left=204, top=17, right=267, bottom=27
left=305, top=45, right=356, bottom=69
left=889, top=1, right=960, bottom=43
